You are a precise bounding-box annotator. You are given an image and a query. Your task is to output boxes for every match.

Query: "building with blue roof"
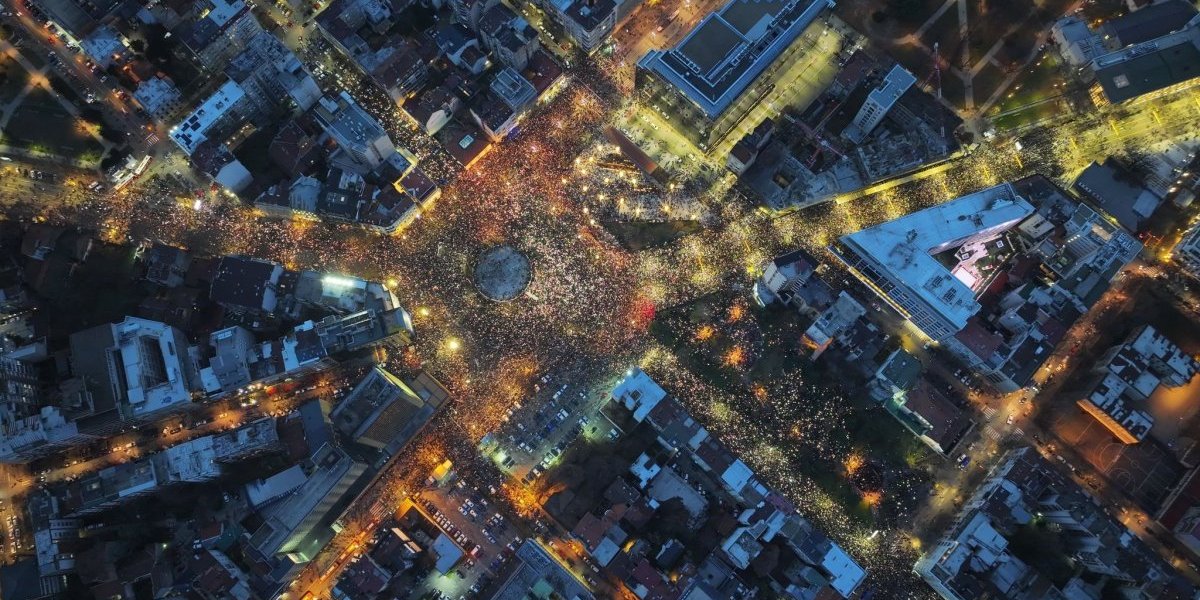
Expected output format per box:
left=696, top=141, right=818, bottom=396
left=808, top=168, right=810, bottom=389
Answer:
left=635, top=0, right=833, bottom=148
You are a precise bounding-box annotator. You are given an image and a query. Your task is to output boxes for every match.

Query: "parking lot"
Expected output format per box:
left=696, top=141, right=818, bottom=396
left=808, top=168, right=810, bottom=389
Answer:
left=486, top=369, right=622, bottom=487
left=410, top=480, right=529, bottom=599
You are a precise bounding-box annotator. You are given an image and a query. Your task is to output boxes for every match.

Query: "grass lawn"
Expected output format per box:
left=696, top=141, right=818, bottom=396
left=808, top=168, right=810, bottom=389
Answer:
left=4, top=87, right=101, bottom=157
left=0, top=57, right=28, bottom=104
left=17, top=47, right=46, bottom=69
left=989, top=52, right=1068, bottom=115
left=990, top=101, right=1064, bottom=131
left=939, top=72, right=966, bottom=110
left=604, top=220, right=703, bottom=251
left=920, top=8, right=961, bottom=61
left=837, top=0, right=947, bottom=35
left=968, top=0, right=1035, bottom=55
left=972, top=61, right=1009, bottom=105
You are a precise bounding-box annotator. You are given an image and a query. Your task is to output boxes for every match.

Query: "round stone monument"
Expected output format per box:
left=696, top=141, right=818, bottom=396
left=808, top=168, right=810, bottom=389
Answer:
left=474, top=245, right=532, bottom=302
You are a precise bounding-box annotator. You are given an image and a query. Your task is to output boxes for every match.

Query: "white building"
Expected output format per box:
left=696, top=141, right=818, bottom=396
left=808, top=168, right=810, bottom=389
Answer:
left=0, top=406, right=91, bottom=464
left=833, top=183, right=1035, bottom=342
left=1076, top=371, right=1154, bottom=444
left=1172, top=221, right=1200, bottom=277
left=313, top=92, right=398, bottom=171
left=291, top=272, right=399, bottom=316
left=169, top=80, right=248, bottom=154
left=108, top=317, right=197, bottom=421
left=245, top=465, right=307, bottom=508
left=843, top=65, right=916, bottom=144
left=79, top=26, right=129, bottom=69
left=133, top=76, right=185, bottom=120
left=471, top=68, right=537, bottom=141
left=158, top=435, right=222, bottom=483
left=534, top=0, right=638, bottom=53
left=1051, top=16, right=1106, bottom=66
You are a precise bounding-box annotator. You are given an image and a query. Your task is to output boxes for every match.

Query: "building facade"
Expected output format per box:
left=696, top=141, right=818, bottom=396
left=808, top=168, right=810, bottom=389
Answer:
left=635, top=0, right=833, bottom=149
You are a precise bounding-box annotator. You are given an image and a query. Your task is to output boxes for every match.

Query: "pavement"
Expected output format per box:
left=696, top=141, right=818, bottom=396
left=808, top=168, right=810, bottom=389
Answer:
left=0, top=365, right=363, bottom=559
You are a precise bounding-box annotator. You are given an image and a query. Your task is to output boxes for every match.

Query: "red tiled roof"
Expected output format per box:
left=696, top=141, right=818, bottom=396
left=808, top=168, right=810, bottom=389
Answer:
left=954, top=319, right=1004, bottom=360
left=573, top=513, right=608, bottom=550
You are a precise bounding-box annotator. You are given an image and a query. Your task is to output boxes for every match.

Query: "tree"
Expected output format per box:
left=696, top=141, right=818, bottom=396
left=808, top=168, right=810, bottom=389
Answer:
left=647, top=498, right=694, bottom=542
left=750, top=544, right=780, bottom=578
left=80, top=107, right=104, bottom=124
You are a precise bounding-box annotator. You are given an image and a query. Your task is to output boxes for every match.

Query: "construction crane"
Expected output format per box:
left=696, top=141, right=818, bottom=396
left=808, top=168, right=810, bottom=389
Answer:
left=924, top=41, right=948, bottom=142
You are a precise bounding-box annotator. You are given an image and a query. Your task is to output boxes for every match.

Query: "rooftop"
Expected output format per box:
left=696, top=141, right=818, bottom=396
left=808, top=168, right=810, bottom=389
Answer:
left=1091, top=15, right=1200, bottom=104
left=637, top=0, right=832, bottom=117
left=314, top=91, right=391, bottom=149
left=490, top=540, right=594, bottom=600
left=838, top=183, right=1035, bottom=332
left=248, top=443, right=367, bottom=560
left=210, top=256, right=284, bottom=313
left=1101, top=0, right=1198, bottom=47
left=490, top=68, right=537, bottom=111
left=170, top=80, right=245, bottom=154
left=1073, top=159, right=1163, bottom=232
left=111, top=318, right=194, bottom=418
left=329, top=366, right=443, bottom=454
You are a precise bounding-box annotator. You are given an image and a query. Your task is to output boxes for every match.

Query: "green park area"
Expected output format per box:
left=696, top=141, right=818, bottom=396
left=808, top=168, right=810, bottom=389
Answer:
left=987, top=53, right=1071, bottom=131
left=0, top=54, right=29, bottom=104
left=647, top=292, right=934, bottom=528
left=3, top=87, right=104, bottom=159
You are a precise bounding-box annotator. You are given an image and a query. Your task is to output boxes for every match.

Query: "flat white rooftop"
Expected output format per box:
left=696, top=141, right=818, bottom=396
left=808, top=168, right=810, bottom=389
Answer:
left=114, top=318, right=192, bottom=418
left=839, top=183, right=1035, bottom=331
left=170, top=80, right=245, bottom=154
left=611, top=367, right=667, bottom=422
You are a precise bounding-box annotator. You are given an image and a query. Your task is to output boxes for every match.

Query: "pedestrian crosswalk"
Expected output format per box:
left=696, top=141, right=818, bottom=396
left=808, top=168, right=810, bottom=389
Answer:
left=982, top=424, right=1022, bottom=441
left=983, top=407, right=997, bottom=419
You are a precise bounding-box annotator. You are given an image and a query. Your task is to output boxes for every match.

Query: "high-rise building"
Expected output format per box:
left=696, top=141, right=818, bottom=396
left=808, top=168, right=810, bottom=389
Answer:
left=330, top=367, right=448, bottom=456
left=635, top=0, right=833, bottom=149
left=833, top=183, right=1035, bottom=342
left=246, top=443, right=368, bottom=585
left=226, top=31, right=322, bottom=116
left=1089, top=13, right=1200, bottom=104
left=179, top=0, right=265, bottom=66
left=1172, top=220, right=1200, bottom=277
left=68, top=317, right=198, bottom=426
left=842, top=65, right=916, bottom=144
left=169, top=81, right=250, bottom=155
left=531, top=0, right=640, bottom=53
left=312, top=92, right=399, bottom=171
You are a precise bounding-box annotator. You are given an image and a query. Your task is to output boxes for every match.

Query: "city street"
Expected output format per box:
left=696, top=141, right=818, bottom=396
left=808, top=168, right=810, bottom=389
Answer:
left=0, top=0, right=1199, bottom=595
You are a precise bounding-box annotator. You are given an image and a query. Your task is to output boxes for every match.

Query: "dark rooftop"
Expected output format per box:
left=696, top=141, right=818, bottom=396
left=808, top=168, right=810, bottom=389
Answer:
left=1102, top=0, right=1198, bottom=47
left=210, top=256, right=280, bottom=312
